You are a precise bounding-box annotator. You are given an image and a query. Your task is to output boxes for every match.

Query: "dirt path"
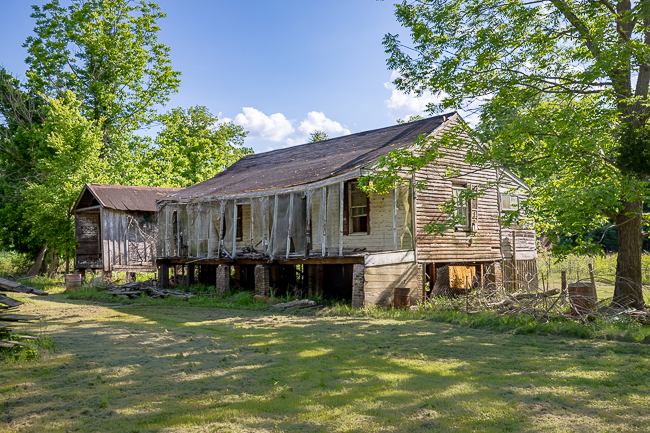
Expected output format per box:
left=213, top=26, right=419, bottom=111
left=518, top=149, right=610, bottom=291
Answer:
left=2, top=294, right=650, bottom=432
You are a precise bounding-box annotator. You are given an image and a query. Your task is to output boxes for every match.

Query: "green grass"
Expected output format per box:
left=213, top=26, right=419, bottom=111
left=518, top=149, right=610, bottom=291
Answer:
left=2, top=294, right=649, bottom=432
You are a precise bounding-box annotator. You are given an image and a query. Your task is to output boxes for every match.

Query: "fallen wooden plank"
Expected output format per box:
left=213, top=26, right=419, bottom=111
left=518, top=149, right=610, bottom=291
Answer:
left=0, top=314, right=42, bottom=322
left=0, top=339, right=30, bottom=348
left=11, top=334, right=38, bottom=341
left=0, top=294, right=24, bottom=308
left=0, top=277, right=48, bottom=296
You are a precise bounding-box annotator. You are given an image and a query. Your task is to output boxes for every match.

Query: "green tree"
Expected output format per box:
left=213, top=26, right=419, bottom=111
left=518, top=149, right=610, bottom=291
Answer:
left=308, top=130, right=329, bottom=142
left=22, top=92, right=105, bottom=268
left=378, top=0, right=650, bottom=308
left=129, top=106, right=252, bottom=188
left=0, top=69, right=48, bottom=256
left=23, top=0, right=181, bottom=148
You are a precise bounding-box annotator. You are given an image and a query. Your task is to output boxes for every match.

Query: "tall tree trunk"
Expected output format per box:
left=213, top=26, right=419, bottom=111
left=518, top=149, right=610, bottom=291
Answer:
left=48, top=248, right=57, bottom=279
left=612, top=200, right=645, bottom=309
left=27, top=245, right=47, bottom=276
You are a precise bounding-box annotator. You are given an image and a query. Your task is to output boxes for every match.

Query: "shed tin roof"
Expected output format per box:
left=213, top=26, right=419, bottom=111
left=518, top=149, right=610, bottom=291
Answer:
left=74, top=184, right=181, bottom=212
left=166, top=114, right=453, bottom=200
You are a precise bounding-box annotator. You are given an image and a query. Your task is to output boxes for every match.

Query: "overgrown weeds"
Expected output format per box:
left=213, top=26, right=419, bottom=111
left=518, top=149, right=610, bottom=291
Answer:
left=321, top=300, right=650, bottom=343
left=1, top=334, right=56, bottom=364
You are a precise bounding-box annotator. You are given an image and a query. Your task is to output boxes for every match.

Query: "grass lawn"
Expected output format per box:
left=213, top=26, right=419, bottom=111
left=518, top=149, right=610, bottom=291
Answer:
left=2, top=288, right=650, bottom=433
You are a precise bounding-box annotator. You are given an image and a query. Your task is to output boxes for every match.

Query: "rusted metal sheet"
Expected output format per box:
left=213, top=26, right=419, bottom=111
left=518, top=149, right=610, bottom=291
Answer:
left=75, top=184, right=180, bottom=212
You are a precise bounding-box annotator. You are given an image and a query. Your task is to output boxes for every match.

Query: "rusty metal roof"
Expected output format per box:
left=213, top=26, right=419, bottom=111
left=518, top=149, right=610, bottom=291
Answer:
left=166, top=114, right=452, bottom=200
left=75, top=184, right=181, bottom=212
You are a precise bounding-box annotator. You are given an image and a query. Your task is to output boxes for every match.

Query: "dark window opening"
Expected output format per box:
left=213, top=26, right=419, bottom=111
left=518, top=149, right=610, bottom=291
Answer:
left=348, top=181, right=368, bottom=234
left=236, top=204, right=243, bottom=241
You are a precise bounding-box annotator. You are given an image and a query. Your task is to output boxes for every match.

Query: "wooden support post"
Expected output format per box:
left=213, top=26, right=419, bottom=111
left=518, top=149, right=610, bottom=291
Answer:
left=272, top=195, right=279, bottom=257
left=286, top=193, right=293, bottom=259
left=339, top=182, right=344, bottom=257
left=307, top=264, right=324, bottom=297
left=561, top=270, right=567, bottom=292
left=187, top=263, right=195, bottom=288
left=392, top=188, right=397, bottom=251
left=102, top=270, right=112, bottom=283
left=262, top=197, right=268, bottom=255
left=177, top=205, right=181, bottom=256
left=233, top=264, right=241, bottom=288
left=126, top=272, right=136, bottom=283
left=511, top=231, right=517, bottom=292
left=232, top=203, right=238, bottom=259
left=250, top=198, right=254, bottom=253
left=322, top=186, right=327, bottom=257
left=588, top=263, right=596, bottom=288
left=159, top=265, right=169, bottom=289
left=305, top=190, right=311, bottom=258
left=219, top=202, right=225, bottom=259
left=207, top=203, right=213, bottom=257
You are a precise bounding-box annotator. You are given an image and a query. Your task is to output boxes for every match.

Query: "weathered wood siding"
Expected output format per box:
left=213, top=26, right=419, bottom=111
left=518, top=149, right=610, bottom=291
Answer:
left=102, top=209, right=158, bottom=272
left=341, top=192, right=399, bottom=253
left=363, top=262, right=424, bottom=307
left=75, top=211, right=102, bottom=268
left=413, top=116, right=536, bottom=264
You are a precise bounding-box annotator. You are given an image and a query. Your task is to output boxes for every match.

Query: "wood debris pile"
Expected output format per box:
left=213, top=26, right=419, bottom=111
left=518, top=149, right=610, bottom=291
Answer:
left=0, top=277, right=47, bottom=348
left=271, top=299, right=322, bottom=310
left=104, top=281, right=195, bottom=300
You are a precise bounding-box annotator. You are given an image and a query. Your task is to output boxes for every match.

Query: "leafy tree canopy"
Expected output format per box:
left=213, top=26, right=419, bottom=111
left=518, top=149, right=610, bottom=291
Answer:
left=373, top=0, right=650, bottom=307
left=24, top=0, right=181, bottom=148
left=308, top=130, right=330, bottom=142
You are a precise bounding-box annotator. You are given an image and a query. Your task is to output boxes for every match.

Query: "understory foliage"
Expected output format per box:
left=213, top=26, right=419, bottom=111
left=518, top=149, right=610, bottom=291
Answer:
left=368, top=0, right=650, bottom=308
left=0, top=0, right=252, bottom=265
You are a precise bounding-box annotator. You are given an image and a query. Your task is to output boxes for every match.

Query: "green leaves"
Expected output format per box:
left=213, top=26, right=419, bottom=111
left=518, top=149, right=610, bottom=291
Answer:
left=23, top=0, right=181, bottom=149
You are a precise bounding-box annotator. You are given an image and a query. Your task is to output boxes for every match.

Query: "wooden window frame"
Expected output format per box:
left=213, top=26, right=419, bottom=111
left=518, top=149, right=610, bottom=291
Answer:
left=452, top=185, right=470, bottom=230
left=343, top=180, right=370, bottom=235
left=501, top=194, right=519, bottom=211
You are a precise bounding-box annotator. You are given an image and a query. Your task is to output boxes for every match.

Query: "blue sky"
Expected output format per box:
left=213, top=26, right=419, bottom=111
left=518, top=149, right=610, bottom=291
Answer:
left=0, top=1, right=440, bottom=153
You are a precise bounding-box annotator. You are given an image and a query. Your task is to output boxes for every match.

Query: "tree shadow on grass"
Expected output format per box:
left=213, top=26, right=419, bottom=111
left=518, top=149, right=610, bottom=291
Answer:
left=3, top=295, right=650, bottom=432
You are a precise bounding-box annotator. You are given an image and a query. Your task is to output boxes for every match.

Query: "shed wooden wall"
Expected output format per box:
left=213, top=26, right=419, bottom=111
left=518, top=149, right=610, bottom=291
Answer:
left=75, top=211, right=102, bottom=268
left=102, top=209, right=157, bottom=272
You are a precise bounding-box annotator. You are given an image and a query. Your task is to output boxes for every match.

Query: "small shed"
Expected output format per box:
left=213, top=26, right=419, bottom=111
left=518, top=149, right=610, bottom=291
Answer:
left=73, top=184, right=180, bottom=280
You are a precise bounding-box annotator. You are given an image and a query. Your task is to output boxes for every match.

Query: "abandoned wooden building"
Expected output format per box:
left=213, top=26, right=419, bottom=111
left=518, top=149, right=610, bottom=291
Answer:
left=156, top=113, right=537, bottom=307
left=73, top=184, right=181, bottom=281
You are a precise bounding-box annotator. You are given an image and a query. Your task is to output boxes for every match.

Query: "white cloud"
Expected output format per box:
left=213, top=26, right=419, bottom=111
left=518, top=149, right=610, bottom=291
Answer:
left=231, top=107, right=351, bottom=149
left=297, top=111, right=351, bottom=137
left=384, top=71, right=444, bottom=120
left=233, top=107, right=295, bottom=142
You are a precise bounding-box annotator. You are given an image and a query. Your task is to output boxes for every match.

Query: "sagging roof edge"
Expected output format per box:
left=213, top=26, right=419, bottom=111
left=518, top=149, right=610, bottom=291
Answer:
left=156, top=113, right=531, bottom=207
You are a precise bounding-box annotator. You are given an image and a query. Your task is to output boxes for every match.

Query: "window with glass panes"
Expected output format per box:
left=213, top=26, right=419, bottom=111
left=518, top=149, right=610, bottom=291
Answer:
left=349, top=181, right=368, bottom=233
left=501, top=194, right=519, bottom=211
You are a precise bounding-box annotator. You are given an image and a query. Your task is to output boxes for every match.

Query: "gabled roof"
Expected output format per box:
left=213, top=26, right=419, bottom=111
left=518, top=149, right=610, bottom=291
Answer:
left=74, top=184, right=181, bottom=212
left=166, top=114, right=453, bottom=200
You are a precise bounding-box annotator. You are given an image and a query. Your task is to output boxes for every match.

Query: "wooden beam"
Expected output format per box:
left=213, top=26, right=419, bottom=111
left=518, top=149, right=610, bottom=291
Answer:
left=262, top=197, right=268, bottom=255
left=286, top=193, right=293, bottom=259
left=322, top=186, right=327, bottom=257
left=219, top=201, right=225, bottom=259
left=304, top=190, right=311, bottom=259
left=158, top=169, right=362, bottom=203
left=250, top=197, right=254, bottom=253
left=339, top=182, right=344, bottom=257
left=273, top=195, right=279, bottom=257
left=232, top=202, right=238, bottom=259
left=392, top=188, right=397, bottom=251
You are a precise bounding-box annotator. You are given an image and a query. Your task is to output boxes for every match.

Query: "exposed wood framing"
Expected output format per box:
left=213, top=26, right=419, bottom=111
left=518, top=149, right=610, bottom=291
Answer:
left=304, top=190, right=311, bottom=258
left=321, top=186, right=327, bottom=257
left=339, top=182, right=344, bottom=257
left=232, top=203, right=238, bottom=259
left=286, top=193, right=294, bottom=259
left=392, top=188, right=397, bottom=251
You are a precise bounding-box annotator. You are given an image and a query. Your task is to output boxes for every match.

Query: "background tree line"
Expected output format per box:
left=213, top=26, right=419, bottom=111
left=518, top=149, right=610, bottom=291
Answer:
left=0, top=0, right=252, bottom=273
